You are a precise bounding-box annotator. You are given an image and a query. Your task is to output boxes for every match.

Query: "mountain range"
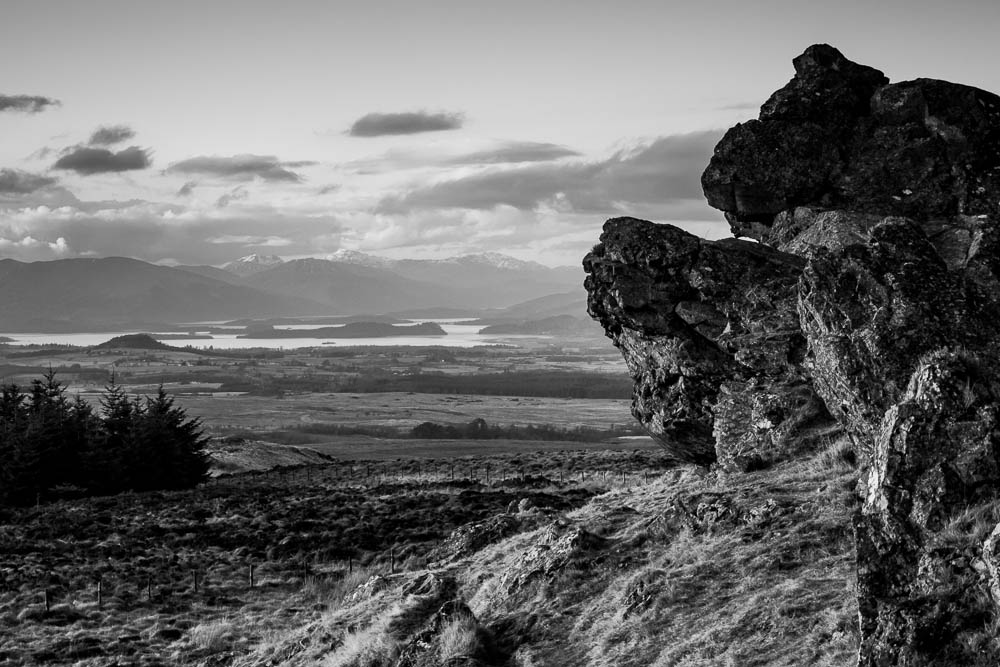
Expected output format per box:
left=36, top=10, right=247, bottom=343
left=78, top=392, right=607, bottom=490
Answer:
left=0, top=252, right=585, bottom=332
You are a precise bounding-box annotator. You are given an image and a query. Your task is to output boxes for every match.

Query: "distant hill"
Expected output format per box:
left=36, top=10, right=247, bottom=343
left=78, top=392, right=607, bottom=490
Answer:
left=240, top=252, right=583, bottom=312
left=241, top=259, right=449, bottom=314
left=0, top=257, right=326, bottom=332
left=172, top=264, right=244, bottom=284
left=477, top=314, right=591, bottom=335
left=93, top=333, right=175, bottom=350
left=0, top=252, right=585, bottom=332
left=494, top=289, right=589, bottom=319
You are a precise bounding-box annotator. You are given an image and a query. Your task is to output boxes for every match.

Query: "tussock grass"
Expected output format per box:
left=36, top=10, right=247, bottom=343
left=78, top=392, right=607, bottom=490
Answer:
left=438, top=613, right=481, bottom=660
left=456, top=451, right=860, bottom=666
left=189, top=618, right=237, bottom=652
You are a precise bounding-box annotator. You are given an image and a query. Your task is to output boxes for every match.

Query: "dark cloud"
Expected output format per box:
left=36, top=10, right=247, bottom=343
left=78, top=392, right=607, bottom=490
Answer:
left=348, top=111, right=464, bottom=137
left=88, top=124, right=136, bottom=146
left=378, top=130, right=723, bottom=216
left=0, top=169, right=58, bottom=194
left=52, top=146, right=152, bottom=175
left=0, top=94, right=60, bottom=113
left=216, top=186, right=248, bottom=208
left=166, top=154, right=309, bottom=182
left=176, top=181, right=197, bottom=197
left=447, top=141, right=580, bottom=165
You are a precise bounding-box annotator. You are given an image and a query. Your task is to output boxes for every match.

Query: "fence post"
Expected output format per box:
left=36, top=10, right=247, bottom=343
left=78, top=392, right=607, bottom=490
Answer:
left=390, top=548, right=395, bottom=574
left=486, top=463, right=490, bottom=484
left=147, top=577, right=152, bottom=601
left=97, top=578, right=103, bottom=607
left=349, top=555, right=353, bottom=574
left=44, top=589, right=50, bottom=612
left=249, top=564, right=255, bottom=589
left=622, top=470, right=626, bottom=486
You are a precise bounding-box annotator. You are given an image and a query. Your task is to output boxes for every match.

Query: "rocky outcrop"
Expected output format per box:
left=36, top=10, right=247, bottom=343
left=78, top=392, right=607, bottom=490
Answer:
left=584, top=43, right=1000, bottom=665
left=583, top=217, right=833, bottom=465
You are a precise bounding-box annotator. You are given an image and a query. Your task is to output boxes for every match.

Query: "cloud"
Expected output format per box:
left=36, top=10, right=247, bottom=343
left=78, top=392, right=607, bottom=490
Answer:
left=447, top=141, right=580, bottom=165
left=0, top=94, right=60, bottom=113
left=378, top=130, right=723, bottom=218
left=216, top=186, right=248, bottom=208
left=0, top=235, right=68, bottom=256
left=0, top=199, right=343, bottom=265
left=0, top=169, right=58, bottom=195
left=52, top=146, right=152, bottom=175
left=88, top=124, right=136, bottom=146
left=207, top=234, right=293, bottom=247
left=348, top=111, right=464, bottom=137
left=177, top=181, right=197, bottom=197
left=166, top=154, right=311, bottom=182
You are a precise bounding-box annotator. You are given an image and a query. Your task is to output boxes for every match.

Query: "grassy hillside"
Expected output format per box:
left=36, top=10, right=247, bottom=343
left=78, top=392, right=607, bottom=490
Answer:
left=231, top=441, right=859, bottom=666
left=0, top=439, right=860, bottom=666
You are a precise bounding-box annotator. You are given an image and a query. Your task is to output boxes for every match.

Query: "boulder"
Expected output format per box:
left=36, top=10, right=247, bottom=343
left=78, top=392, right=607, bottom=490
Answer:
left=583, top=216, right=830, bottom=465
left=703, top=44, right=1000, bottom=235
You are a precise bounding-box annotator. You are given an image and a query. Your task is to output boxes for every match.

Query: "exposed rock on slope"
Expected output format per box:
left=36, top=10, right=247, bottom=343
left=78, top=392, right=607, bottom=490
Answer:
left=856, top=350, right=1000, bottom=666
left=583, top=217, right=832, bottom=466
left=584, top=43, right=1000, bottom=665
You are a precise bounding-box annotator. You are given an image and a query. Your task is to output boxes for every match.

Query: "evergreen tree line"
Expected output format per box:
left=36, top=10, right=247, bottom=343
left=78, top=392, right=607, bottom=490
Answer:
left=0, top=371, right=208, bottom=505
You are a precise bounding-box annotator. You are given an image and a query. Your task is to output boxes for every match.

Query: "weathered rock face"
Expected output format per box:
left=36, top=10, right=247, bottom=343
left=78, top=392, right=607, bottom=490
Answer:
left=856, top=351, right=1000, bottom=665
left=799, top=219, right=1000, bottom=457
left=583, top=216, right=832, bottom=465
left=584, top=43, right=1000, bottom=665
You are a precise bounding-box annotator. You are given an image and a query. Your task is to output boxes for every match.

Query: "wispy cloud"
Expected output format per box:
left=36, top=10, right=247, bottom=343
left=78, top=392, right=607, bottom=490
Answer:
left=348, top=111, right=464, bottom=137
left=378, top=130, right=723, bottom=216
left=88, top=124, right=136, bottom=146
left=52, top=146, right=152, bottom=175
left=166, top=154, right=312, bottom=182
left=446, top=141, right=580, bottom=165
left=0, top=94, right=60, bottom=114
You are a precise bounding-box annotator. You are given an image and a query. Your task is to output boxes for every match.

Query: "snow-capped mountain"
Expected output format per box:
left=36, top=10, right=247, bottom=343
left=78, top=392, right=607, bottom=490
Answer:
left=323, top=249, right=395, bottom=269
left=449, top=252, right=547, bottom=271
left=222, top=254, right=285, bottom=276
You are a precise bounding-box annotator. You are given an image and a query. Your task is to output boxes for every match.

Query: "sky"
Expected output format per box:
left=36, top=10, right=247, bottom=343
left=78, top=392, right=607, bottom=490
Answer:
left=1, top=0, right=999, bottom=267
